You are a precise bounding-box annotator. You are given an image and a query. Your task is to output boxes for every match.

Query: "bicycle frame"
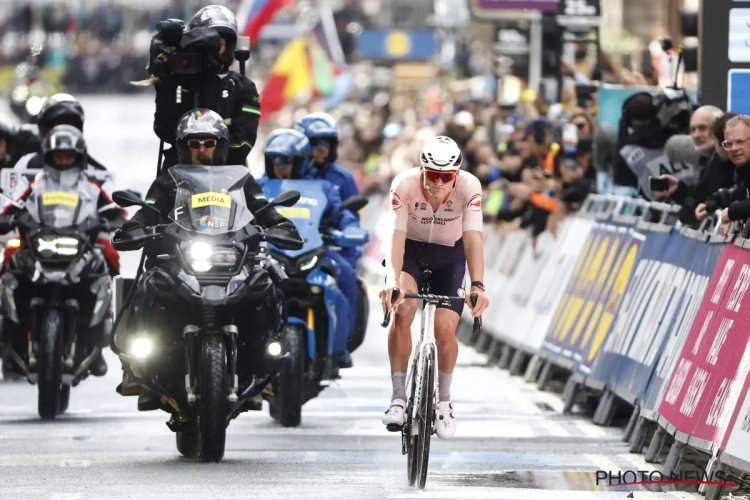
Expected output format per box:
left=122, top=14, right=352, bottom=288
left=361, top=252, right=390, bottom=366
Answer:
left=405, top=299, right=438, bottom=439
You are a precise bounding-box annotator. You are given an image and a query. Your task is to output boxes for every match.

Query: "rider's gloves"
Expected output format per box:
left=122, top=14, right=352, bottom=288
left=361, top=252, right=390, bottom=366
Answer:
left=120, top=219, right=148, bottom=240
left=266, top=222, right=302, bottom=243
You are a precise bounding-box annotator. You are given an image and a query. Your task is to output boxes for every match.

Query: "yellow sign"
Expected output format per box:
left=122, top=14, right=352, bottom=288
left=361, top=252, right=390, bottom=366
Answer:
left=42, top=192, right=79, bottom=207
left=586, top=241, right=640, bottom=362
left=385, top=31, right=411, bottom=58
left=191, top=192, right=231, bottom=209
left=276, top=207, right=310, bottom=219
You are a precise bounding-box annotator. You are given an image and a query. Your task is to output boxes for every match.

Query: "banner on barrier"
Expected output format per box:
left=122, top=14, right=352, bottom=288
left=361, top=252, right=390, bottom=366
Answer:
left=520, top=217, right=595, bottom=352
left=658, top=243, right=750, bottom=450
left=541, top=222, right=642, bottom=375
left=640, top=238, right=724, bottom=417
left=588, top=228, right=704, bottom=404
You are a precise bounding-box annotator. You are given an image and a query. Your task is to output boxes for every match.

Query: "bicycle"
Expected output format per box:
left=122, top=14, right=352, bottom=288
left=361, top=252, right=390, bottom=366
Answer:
left=381, top=268, right=482, bottom=489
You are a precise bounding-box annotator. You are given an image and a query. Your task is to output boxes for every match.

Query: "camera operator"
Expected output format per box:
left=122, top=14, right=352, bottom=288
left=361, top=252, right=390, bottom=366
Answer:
left=719, top=115, right=750, bottom=235
left=146, top=5, right=261, bottom=170
left=613, top=89, right=692, bottom=200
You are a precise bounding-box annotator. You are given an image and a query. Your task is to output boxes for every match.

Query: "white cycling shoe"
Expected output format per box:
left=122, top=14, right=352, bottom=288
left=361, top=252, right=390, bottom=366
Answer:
left=436, top=401, right=456, bottom=439
left=382, top=399, right=406, bottom=430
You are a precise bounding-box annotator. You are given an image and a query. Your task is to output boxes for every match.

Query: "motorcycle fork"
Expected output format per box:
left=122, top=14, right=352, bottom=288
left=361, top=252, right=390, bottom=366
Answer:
left=183, top=306, right=237, bottom=404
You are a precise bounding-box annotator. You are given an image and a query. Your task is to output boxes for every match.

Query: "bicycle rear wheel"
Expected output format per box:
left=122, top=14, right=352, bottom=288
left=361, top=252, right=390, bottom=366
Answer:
left=407, top=344, right=436, bottom=489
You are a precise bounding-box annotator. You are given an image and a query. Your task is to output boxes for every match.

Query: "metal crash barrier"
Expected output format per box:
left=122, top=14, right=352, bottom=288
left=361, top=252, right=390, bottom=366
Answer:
left=454, top=194, right=750, bottom=499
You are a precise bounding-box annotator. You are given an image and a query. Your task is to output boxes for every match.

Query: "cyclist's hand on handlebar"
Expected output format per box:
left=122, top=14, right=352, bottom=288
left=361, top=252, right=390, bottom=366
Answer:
left=380, top=287, right=404, bottom=314
left=468, top=287, right=489, bottom=317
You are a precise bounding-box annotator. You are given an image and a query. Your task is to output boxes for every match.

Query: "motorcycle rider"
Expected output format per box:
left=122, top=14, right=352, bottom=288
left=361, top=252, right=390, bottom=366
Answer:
left=0, top=125, right=126, bottom=378
left=257, top=129, right=362, bottom=368
left=297, top=112, right=365, bottom=367
left=147, top=5, right=261, bottom=171
left=116, top=109, right=301, bottom=407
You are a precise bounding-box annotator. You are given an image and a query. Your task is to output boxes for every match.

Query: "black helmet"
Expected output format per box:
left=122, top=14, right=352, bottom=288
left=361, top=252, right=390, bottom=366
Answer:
left=175, top=109, right=230, bottom=165
left=41, top=125, right=87, bottom=185
left=0, top=116, right=16, bottom=143
left=37, top=93, right=84, bottom=137
left=188, top=5, right=238, bottom=67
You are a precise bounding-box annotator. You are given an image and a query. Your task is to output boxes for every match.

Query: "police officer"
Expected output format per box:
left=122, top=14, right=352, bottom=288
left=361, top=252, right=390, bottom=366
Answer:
left=148, top=5, right=261, bottom=171
left=258, top=129, right=361, bottom=368
left=116, top=109, right=300, bottom=407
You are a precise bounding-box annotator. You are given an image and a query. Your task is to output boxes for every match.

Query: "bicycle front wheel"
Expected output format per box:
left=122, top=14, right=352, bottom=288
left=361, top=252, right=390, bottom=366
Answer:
left=409, top=344, right=436, bottom=489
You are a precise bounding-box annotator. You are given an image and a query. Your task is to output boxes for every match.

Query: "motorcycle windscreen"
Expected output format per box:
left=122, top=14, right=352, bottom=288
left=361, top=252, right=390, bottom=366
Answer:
left=169, top=165, right=256, bottom=235
left=35, top=190, right=83, bottom=228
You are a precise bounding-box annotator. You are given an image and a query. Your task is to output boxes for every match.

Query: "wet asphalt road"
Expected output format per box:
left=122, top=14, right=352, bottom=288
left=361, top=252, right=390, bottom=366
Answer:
left=0, top=96, right=701, bottom=499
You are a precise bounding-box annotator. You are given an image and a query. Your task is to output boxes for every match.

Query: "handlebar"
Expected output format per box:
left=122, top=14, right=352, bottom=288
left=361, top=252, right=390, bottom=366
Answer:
left=381, top=288, right=483, bottom=334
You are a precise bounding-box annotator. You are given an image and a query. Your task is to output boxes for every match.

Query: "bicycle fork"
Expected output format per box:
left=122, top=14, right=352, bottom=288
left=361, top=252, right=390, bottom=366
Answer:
left=408, top=302, right=439, bottom=439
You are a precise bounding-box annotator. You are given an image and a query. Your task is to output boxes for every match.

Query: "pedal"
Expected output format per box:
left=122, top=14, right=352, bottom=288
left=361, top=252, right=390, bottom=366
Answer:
left=386, top=423, right=403, bottom=432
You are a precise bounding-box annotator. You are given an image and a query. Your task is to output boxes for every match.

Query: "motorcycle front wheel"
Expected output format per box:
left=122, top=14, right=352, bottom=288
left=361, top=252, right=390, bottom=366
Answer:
left=198, top=335, right=228, bottom=462
left=37, top=308, right=63, bottom=420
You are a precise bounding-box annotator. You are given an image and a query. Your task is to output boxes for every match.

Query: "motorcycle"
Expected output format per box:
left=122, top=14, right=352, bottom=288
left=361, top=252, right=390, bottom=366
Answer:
left=260, top=179, right=369, bottom=427
left=0, top=189, right=116, bottom=418
left=111, top=165, right=303, bottom=463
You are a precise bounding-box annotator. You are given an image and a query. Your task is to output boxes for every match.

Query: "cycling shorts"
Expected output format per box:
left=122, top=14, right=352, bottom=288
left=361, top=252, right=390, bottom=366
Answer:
left=400, top=237, right=467, bottom=316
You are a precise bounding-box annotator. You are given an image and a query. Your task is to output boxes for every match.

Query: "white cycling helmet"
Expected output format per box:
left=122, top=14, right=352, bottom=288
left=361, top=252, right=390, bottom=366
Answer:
left=419, top=136, right=463, bottom=171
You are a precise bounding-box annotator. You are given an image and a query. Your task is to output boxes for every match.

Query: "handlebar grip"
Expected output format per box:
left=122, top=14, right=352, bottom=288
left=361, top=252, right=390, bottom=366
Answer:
left=470, top=292, right=482, bottom=334
left=381, top=287, right=401, bottom=327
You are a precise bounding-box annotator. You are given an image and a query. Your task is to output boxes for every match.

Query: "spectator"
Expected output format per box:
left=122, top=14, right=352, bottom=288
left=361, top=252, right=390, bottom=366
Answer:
left=667, top=112, right=737, bottom=226
left=720, top=115, right=750, bottom=233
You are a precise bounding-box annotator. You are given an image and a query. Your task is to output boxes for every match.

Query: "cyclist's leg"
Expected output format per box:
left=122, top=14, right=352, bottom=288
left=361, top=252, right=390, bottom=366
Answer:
left=383, top=253, right=420, bottom=428
left=429, top=261, right=466, bottom=440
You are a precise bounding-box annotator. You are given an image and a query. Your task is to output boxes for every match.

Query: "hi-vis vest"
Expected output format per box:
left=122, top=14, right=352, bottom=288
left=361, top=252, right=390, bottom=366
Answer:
left=619, top=144, right=698, bottom=201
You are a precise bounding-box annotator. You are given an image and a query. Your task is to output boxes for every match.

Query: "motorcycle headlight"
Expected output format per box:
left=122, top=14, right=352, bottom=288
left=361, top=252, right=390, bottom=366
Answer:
left=185, top=242, right=240, bottom=273
left=35, top=236, right=80, bottom=257
left=298, top=254, right=318, bottom=272
left=25, top=96, right=45, bottom=116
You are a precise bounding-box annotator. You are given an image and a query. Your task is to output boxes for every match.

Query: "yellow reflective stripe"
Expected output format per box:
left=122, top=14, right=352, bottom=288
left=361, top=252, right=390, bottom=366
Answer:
left=230, top=142, right=253, bottom=149
left=242, top=107, right=261, bottom=115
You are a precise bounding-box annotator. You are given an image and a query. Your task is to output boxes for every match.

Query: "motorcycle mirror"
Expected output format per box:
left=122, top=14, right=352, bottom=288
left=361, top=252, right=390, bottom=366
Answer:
left=270, top=190, right=301, bottom=208
left=341, top=196, right=368, bottom=212
left=112, top=190, right=144, bottom=208
left=256, top=190, right=301, bottom=217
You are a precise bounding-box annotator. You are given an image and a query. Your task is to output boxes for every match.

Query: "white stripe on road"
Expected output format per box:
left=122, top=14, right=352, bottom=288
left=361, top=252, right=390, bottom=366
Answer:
left=575, top=420, right=609, bottom=438
left=540, top=420, right=570, bottom=437
left=583, top=454, right=622, bottom=475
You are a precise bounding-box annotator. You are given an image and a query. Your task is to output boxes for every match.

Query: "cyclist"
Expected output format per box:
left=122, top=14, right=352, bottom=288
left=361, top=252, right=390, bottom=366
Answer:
left=380, top=136, right=490, bottom=439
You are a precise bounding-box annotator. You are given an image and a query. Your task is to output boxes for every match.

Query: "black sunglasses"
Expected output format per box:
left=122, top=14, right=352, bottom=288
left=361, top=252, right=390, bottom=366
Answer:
left=187, top=138, right=217, bottom=149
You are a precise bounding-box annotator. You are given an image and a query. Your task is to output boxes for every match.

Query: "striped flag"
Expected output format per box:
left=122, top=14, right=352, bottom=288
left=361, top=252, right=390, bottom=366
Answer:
left=236, top=0, right=294, bottom=46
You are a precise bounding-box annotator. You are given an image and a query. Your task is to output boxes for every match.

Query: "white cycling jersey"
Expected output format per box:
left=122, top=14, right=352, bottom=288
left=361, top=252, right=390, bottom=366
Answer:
left=388, top=168, right=483, bottom=246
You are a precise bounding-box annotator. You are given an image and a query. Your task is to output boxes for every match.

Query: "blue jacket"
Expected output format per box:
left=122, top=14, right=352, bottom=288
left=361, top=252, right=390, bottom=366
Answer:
left=257, top=174, right=358, bottom=232
left=305, top=162, right=359, bottom=215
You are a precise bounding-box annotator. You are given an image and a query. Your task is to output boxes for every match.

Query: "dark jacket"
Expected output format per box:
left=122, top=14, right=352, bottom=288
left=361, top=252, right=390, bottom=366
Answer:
left=678, top=152, right=736, bottom=226
left=153, top=73, right=261, bottom=168
left=129, top=171, right=294, bottom=231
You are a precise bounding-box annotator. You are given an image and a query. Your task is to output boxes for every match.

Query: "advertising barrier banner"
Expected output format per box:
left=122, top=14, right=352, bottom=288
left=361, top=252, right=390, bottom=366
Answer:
left=519, top=217, right=595, bottom=352
left=588, top=228, right=700, bottom=403
left=541, top=222, right=641, bottom=375
left=658, top=243, right=750, bottom=450
left=640, top=235, right=724, bottom=419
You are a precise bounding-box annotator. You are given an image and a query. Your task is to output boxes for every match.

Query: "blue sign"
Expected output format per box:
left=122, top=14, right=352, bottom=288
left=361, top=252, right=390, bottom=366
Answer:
left=728, top=70, right=750, bottom=114
left=587, top=229, right=699, bottom=403
left=355, top=30, right=439, bottom=61
left=597, top=84, right=699, bottom=129
left=640, top=238, right=724, bottom=414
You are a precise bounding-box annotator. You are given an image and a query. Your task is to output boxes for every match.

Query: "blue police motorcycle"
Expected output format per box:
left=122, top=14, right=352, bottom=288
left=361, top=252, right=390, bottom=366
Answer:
left=261, top=179, right=369, bottom=427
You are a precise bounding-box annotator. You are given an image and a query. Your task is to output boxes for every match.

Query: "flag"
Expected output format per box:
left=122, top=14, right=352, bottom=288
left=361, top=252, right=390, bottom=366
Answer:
left=259, top=36, right=314, bottom=122
left=259, top=6, right=352, bottom=122
left=236, top=0, right=294, bottom=45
